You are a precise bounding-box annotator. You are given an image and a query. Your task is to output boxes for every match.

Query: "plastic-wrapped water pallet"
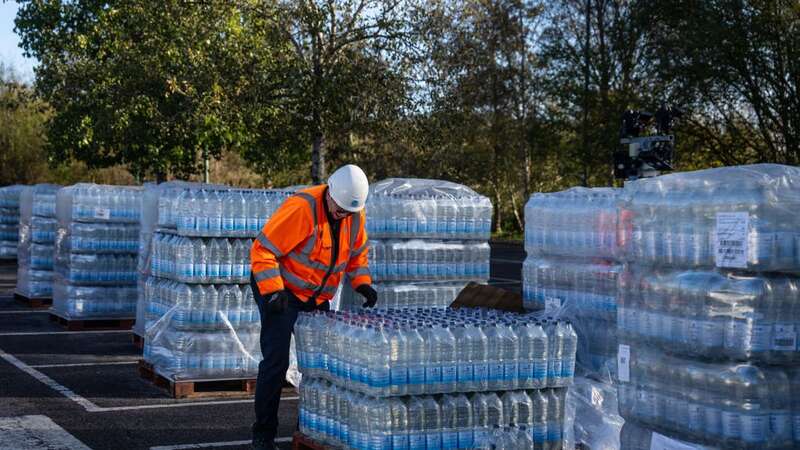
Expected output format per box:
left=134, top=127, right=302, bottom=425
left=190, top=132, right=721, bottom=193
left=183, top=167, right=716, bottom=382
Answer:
left=16, top=184, right=60, bottom=299
left=51, top=184, right=142, bottom=322
left=0, top=185, right=24, bottom=259
left=614, top=164, right=800, bottom=450
left=522, top=187, right=624, bottom=377
left=342, top=178, right=493, bottom=311
left=141, top=186, right=291, bottom=382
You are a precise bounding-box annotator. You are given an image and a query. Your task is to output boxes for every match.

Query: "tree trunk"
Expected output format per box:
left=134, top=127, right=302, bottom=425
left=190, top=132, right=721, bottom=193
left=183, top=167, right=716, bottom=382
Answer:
left=311, top=131, right=326, bottom=184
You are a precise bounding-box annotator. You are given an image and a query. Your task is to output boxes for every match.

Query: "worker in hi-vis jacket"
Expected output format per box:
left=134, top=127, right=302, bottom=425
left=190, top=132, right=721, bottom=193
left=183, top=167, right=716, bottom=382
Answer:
left=249, top=164, right=378, bottom=449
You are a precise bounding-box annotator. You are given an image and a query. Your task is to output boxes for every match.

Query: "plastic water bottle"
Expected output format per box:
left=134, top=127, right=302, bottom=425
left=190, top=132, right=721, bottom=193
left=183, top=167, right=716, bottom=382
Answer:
left=207, top=239, right=221, bottom=280
left=560, top=320, right=577, bottom=382
left=546, top=389, right=563, bottom=448
left=408, top=397, right=426, bottom=450
left=405, top=325, right=426, bottom=395
left=530, top=389, right=548, bottom=446
left=389, top=397, right=409, bottom=450
left=422, top=396, right=442, bottom=449
left=208, top=191, right=222, bottom=233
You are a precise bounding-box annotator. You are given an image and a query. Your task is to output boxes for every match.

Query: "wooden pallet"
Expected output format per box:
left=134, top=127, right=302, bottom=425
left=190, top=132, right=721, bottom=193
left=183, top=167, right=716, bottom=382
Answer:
left=132, top=333, right=144, bottom=350
left=292, top=431, right=334, bottom=450
left=14, top=292, right=52, bottom=308
left=48, top=313, right=134, bottom=331
left=138, top=360, right=257, bottom=399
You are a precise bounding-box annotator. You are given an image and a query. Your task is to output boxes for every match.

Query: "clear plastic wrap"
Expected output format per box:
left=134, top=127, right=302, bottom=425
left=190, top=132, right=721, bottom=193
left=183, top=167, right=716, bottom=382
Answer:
left=621, top=422, right=719, bottom=450
left=563, top=376, right=624, bottom=450
left=55, top=183, right=143, bottom=226
left=0, top=185, right=25, bottom=208
left=618, top=267, right=800, bottom=365
left=616, top=342, right=798, bottom=449
left=339, top=281, right=469, bottom=310
left=15, top=267, right=55, bottom=298
left=366, top=178, right=493, bottom=241
left=368, top=239, right=490, bottom=282
left=54, top=253, right=137, bottom=285
left=525, top=187, right=623, bottom=260
left=142, top=277, right=262, bottom=380
left=623, top=164, right=800, bottom=273
left=299, top=377, right=566, bottom=450
left=51, top=280, right=138, bottom=318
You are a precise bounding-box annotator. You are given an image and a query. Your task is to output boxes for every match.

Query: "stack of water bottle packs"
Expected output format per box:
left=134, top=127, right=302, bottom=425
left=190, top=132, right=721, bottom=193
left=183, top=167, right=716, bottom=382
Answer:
left=142, top=187, right=291, bottom=381
left=342, top=178, right=492, bottom=310
left=16, top=184, right=59, bottom=299
left=617, top=164, right=800, bottom=449
left=296, top=307, right=576, bottom=449
left=523, top=187, right=623, bottom=375
left=0, top=185, right=24, bottom=259
left=52, top=184, right=142, bottom=319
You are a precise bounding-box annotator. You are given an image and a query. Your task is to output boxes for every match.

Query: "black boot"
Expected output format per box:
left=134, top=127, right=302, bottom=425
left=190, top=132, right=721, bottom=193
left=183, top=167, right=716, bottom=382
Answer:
left=251, top=433, right=278, bottom=450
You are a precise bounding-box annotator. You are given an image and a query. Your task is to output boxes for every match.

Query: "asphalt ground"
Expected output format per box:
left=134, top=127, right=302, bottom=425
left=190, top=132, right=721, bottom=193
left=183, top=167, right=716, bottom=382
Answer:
left=0, top=241, right=524, bottom=450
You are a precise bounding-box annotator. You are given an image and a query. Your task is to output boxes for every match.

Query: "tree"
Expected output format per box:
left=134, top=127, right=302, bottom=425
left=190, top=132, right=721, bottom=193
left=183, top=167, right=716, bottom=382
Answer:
left=249, top=0, right=412, bottom=183
left=15, top=0, right=286, bottom=181
left=642, top=0, right=800, bottom=166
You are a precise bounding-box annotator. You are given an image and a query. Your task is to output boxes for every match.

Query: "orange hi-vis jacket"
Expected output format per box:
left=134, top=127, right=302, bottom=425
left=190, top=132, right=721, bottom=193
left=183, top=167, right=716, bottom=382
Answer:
left=250, top=184, right=372, bottom=305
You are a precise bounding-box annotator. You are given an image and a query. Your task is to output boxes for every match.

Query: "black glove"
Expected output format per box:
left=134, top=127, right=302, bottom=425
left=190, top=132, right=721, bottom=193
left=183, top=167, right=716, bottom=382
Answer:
left=356, top=284, right=378, bottom=308
left=267, top=290, right=290, bottom=313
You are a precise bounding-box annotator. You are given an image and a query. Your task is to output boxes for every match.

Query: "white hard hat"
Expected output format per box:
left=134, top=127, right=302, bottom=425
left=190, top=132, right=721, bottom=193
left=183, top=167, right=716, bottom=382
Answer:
left=328, top=164, right=369, bottom=212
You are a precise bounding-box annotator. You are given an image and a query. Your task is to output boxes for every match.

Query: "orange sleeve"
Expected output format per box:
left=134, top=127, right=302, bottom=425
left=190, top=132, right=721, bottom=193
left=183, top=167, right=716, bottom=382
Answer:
left=250, top=197, right=314, bottom=296
left=346, top=210, right=372, bottom=289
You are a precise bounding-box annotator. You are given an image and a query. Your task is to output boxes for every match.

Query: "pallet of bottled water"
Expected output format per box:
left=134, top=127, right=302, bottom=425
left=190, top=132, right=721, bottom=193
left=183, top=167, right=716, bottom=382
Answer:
left=366, top=178, right=493, bottom=241
left=295, top=308, right=577, bottom=398
left=149, top=233, right=251, bottom=283
left=300, top=377, right=566, bottom=450
left=525, top=187, right=623, bottom=260
left=165, top=188, right=292, bottom=237
left=623, top=164, right=800, bottom=272
left=340, top=282, right=469, bottom=310
left=0, top=185, right=24, bottom=259
left=143, top=327, right=262, bottom=380
left=618, top=268, right=800, bottom=365
left=52, top=184, right=142, bottom=319
left=368, top=240, right=490, bottom=282
left=51, top=282, right=138, bottom=318
left=16, top=184, right=60, bottom=298
left=616, top=343, right=799, bottom=449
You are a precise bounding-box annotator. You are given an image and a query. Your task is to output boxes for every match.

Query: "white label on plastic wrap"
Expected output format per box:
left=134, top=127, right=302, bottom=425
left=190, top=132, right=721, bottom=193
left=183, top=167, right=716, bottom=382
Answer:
left=773, top=324, right=797, bottom=351
left=649, top=431, right=703, bottom=450
left=715, top=212, right=749, bottom=268
left=93, top=207, right=111, bottom=220
left=617, top=344, right=630, bottom=382
left=545, top=296, right=562, bottom=313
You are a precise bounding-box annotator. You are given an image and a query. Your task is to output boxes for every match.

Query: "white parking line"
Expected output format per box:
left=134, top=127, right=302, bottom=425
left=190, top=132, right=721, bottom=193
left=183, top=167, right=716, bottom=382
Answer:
left=490, top=277, right=522, bottom=283
left=0, top=345, right=296, bottom=412
left=150, top=437, right=292, bottom=450
left=30, top=361, right=140, bottom=368
left=0, top=330, right=130, bottom=337
left=0, top=310, right=50, bottom=314
left=0, top=415, right=92, bottom=450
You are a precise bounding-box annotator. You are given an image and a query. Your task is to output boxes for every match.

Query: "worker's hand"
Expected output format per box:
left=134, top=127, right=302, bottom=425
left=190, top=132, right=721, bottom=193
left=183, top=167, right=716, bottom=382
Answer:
left=267, top=290, right=289, bottom=313
left=356, top=284, right=378, bottom=308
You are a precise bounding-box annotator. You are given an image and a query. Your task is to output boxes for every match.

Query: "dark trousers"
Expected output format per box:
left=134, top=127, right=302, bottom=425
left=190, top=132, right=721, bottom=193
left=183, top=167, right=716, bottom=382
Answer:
left=251, top=276, right=329, bottom=441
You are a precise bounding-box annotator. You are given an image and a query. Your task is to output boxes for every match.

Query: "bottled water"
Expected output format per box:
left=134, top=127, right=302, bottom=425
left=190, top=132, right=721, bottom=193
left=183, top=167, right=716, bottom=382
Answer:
left=368, top=240, right=490, bottom=282
left=0, top=185, right=23, bottom=260
left=618, top=268, right=800, bottom=364
left=295, top=308, right=576, bottom=396
left=56, top=184, right=142, bottom=224
left=16, top=184, right=60, bottom=298
left=52, top=282, right=138, bottom=317
left=149, top=233, right=251, bottom=284
left=525, top=187, right=622, bottom=260
left=299, top=379, right=563, bottom=450
left=340, top=282, right=467, bottom=310
left=173, top=188, right=293, bottom=237
left=617, top=343, right=800, bottom=448
left=624, top=164, right=800, bottom=273
left=366, top=178, right=493, bottom=240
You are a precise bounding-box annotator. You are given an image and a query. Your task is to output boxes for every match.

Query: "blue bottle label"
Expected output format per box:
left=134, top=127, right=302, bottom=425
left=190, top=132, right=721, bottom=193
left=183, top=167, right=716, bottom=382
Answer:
left=489, top=363, right=504, bottom=381
left=474, top=363, right=488, bottom=383
left=457, top=364, right=474, bottom=383
left=425, top=366, right=442, bottom=385
left=408, top=367, right=425, bottom=385
left=442, top=431, right=458, bottom=449
left=409, top=433, right=426, bottom=450
left=442, top=364, right=457, bottom=383
left=426, top=433, right=441, bottom=449
left=390, top=367, right=408, bottom=386
left=458, top=430, right=474, bottom=449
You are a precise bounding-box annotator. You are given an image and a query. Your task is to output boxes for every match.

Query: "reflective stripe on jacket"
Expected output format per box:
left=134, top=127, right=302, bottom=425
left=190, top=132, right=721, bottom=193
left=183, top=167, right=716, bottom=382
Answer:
left=250, top=184, right=372, bottom=304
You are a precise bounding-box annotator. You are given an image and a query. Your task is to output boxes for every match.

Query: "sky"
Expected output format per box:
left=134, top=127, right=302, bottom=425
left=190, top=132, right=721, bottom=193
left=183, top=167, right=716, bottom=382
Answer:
left=0, top=1, right=36, bottom=82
